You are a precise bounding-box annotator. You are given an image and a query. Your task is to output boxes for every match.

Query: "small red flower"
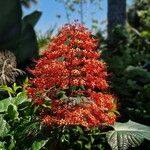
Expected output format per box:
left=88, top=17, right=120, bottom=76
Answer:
left=27, top=22, right=117, bottom=127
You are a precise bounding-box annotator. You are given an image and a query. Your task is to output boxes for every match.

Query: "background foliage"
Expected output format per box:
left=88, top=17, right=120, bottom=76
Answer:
left=102, top=0, right=150, bottom=126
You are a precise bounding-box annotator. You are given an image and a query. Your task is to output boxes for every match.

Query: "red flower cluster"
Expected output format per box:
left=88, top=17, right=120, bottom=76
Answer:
left=27, top=23, right=117, bottom=127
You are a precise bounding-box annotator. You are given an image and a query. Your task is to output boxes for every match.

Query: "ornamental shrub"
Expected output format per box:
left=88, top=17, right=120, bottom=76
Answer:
left=27, top=23, right=117, bottom=127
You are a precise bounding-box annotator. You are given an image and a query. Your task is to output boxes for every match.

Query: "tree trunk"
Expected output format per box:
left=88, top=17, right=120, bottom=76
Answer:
left=107, top=0, right=126, bottom=41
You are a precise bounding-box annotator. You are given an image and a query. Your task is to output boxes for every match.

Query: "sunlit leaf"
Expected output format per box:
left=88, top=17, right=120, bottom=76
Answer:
left=14, top=92, right=29, bottom=105
left=31, top=139, right=49, bottom=150
left=0, top=98, right=14, bottom=113
left=0, top=141, right=5, bottom=150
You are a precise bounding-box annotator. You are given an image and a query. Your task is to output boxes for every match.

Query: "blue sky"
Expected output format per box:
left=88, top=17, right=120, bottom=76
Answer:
left=23, top=0, right=133, bottom=34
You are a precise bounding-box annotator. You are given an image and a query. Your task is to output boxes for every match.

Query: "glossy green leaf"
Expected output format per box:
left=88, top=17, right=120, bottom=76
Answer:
left=7, top=104, right=19, bottom=120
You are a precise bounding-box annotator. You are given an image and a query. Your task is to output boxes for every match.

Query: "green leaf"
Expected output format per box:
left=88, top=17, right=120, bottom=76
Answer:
left=7, top=104, right=19, bottom=120
left=106, top=120, right=150, bottom=150
left=96, top=144, right=104, bottom=150
left=12, top=83, right=22, bottom=94
left=57, top=91, right=68, bottom=100
left=0, top=98, right=14, bottom=113
left=0, top=115, right=10, bottom=138
left=80, top=85, right=85, bottom=90
left=85, top=142, right=91, bottom=150
left=8, top=137, right=16, bottom=150
left=57, top=56, right=65, bottom=62
left=31, top=139, right=49, bottom=150
left=76, top=96, right=82, bottom=104
left=0, top=141, right=5, bottom=150
left=141, top=30, right=150, bottom=39
left=79, top=135, right=89, bottom=142
left=61, top=134, right=70, bottom=143
left=0, top=92, right=29, bottom=113
left=0, top=86, right=14, bottom=95
left=90, top=136, right=95, bottom=144
left=14, top=92, right=29, bottom=105
left=22, top=10, right=42, bottom=30
left=76, top=126, right=83, bottom=134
